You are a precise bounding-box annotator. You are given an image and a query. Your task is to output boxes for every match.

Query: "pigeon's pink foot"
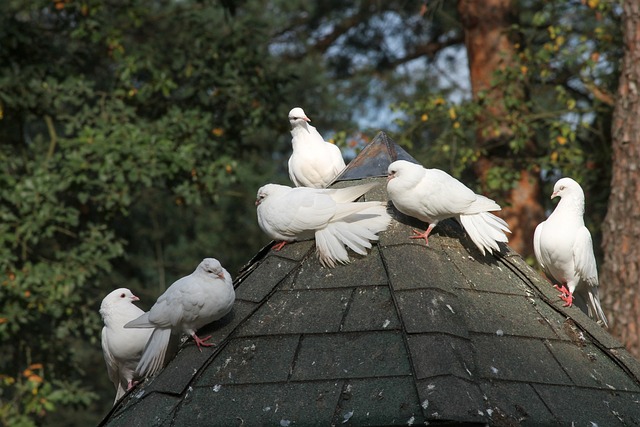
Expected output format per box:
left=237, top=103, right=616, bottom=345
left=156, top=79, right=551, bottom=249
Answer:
left=409, top=229, right=430, bottom=245
left=126, top=380, right=138, bottom=391
left=272, top=241, right=287, bottom=251
left=409, top=224, right=435, bottom=246
left=192, top=333, right=214, bottom=351
left=553, top=284, right=574, bottom=307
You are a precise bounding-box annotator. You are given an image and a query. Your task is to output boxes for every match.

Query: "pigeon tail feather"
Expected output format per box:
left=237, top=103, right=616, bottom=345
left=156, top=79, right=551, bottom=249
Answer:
left=467, top=194, right=502, bottom=214
left=331, top=200, right=387, bottom=222
left=124, top=312, right=153, bottom=329
left=459, top=211, right=511, bottom=255
left=326, top=182, right=378, bottom=203
left=315, top=204, right=391, bottom=267
left=114, top=382, right=127, bottom=403
left=587, top=289, right=609, bottom=328
left=135, top=327, right=171, bottom=378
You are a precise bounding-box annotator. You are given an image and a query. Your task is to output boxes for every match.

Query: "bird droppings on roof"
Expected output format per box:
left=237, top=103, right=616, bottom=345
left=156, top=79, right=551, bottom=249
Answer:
left=99, top=132, right=640, bottom=427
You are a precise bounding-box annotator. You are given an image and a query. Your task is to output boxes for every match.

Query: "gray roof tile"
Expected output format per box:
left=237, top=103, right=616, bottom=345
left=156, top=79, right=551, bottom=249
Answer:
left=460, top=290, right=559, bottom=339
left=341, top=286, right=401, bottom=332
left=196, top=335, right=300, bottom=385
left=479, top=380, right=557, bottom=425
left=333, top=377, right=424, bottom=426
left=446, top=246, right=531, bottom=296
left=265, top=239, right=316, bottom=261
left=408, top=334, right=475, bottom=379
left=395, top=289, right=469, bottom=337
left=416, top=376, right=487, bottom=423
left=533, top=384, right=639, bottom=425
left=106, top=392, right=180, bottom=427
left=546, top=340, right=640, bottom=391
left=172, top=381, right=344, bottom=426
left=383, top=243, right=469, bottom=291
left=291, top=246, right=388, bottom=289
left=235, top=288, right=351, bottom=336
left=234, top=255, right=298, bottom=302
left=290, top=331, right=411, bottom=381
left=473, top=335, right=573, bottom=384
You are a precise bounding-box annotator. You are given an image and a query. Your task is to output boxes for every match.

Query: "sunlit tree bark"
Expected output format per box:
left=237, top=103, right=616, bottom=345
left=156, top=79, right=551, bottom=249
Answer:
left=601, top=0, right=640, bottom=357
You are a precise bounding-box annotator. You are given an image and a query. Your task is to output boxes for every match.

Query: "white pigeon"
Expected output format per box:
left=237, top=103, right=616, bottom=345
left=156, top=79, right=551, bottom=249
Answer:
left=100, top=288, right=152, bottom=404
left=125, top=258, right=235, bottom=378
left=386, top=160, right=511, bottom=255
left=255, top=182, right=391, bottom=267
left=533, top=177, right=608, bottom=327
left=287, top=107, right=346, bottom=188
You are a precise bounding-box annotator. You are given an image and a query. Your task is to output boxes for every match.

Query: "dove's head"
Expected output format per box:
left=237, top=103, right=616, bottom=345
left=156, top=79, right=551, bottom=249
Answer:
left=255, top=184, right=290, bottom=206
left=100, top=288, right=140, bottom=312
left=551, top=177, right=584, bottom=200
left=197, top=258, right=228, bottom=280
left=288, top=107, right=310, bottom=128
left=387, top=160, right=422, bottom=183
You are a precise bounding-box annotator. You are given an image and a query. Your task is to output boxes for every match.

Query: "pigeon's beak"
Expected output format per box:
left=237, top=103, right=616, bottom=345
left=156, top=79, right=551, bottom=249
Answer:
left=387, top=172, right=395, bottom=181
left=131, top=295, right=140, bottom=302
left=302, top=116, right=310, bottom=122
left=255, top=198, right=261, bottom=206
left=550, top=191, right=558, bottom=199
left=217, top=272, right=225, bottom=280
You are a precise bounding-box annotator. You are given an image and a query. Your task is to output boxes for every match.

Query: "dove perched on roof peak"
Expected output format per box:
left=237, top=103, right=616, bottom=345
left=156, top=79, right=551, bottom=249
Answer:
left=256, top=182, right=391, bottom=267
left=386, top=160, right=511, bottom=255
left=287, top=107, right=346, bottom=188
left=100, top=288, right=152, bottom=404
left=125, top=258, right=235, bottom=378
left=534, top=177, right=608, bottom=327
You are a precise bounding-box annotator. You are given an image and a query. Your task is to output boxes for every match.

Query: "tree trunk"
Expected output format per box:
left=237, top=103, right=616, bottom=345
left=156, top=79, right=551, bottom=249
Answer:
left=601, top=0, right=640, bottom=357
left=457, top=0, right=544, bottom=258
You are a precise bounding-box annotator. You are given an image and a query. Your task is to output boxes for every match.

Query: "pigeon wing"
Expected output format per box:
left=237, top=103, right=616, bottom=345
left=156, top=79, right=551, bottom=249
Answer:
left=533, top=221, right=547, bottom=272
left=101, top=327, right=122, bottom=394
left=420, top=169, right=478, bottom=216
left=573, top=226, right=598, bottom=287
left=264, top=189, right=337, bottom=234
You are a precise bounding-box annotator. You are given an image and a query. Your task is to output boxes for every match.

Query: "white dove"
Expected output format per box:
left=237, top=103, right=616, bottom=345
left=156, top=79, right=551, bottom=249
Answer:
left=534, top=177, right=608, bottom=327
left=386, top=160, right=511, bottom=255
left=100, top=288, right=152, bottom=404
left=255, top=182, right=391, bottom=267
left=125, top=258, right=235, bottom=378
left=287, top=107, right=346, bottom=188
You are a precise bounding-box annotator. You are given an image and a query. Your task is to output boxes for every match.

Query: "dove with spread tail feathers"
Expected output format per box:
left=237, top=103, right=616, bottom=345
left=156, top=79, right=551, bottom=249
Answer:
left=534, top=177, right=608, bottom=327
left=256, top=182, right=391, bottom=267
left=287, top=107, right=346, bottom=188
left=100, top=288, right=152, bottom=404
left=125, top=258, right=235, bottom=378
left=386, top=160, right=511, bottom=255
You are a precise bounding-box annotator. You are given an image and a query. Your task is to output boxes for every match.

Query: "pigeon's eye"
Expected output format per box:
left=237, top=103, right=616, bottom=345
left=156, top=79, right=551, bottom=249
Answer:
left=560, top=185, right=565, bottom=191
left=120, top=293, right=126, bottom=298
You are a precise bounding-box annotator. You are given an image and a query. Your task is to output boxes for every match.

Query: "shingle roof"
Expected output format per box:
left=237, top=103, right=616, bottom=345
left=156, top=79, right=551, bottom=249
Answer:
left=100, top=132, right=640, bottom=426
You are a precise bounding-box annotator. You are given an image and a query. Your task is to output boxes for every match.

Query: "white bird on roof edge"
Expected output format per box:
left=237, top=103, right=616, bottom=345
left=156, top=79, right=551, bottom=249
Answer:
left=124, top=258, right=236, bottom=378
left=386, top=160, right=511, bottom=256
left=534, top=177, right=608, bottom=327
left=287, top=107, right=346, bottom=189
left=255, top=182, right=391, bottom=268
left=100, top=288, right=152, bottom=405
